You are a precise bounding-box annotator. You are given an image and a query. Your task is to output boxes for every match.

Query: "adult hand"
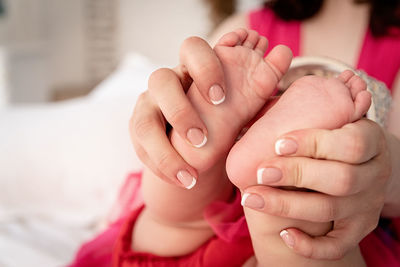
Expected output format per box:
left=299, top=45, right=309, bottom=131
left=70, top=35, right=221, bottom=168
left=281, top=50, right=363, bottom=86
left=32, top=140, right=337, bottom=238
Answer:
left=130, top=36, right=226, bottom=187
left=242, top=118, right=391, bottom=260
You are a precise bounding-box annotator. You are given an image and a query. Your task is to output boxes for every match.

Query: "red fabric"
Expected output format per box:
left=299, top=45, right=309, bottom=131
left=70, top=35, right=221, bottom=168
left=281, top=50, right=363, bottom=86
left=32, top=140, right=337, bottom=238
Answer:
left=106, top=172, right=144, bottom=223
left=360, top=225, right=400, bottom=267
left=69, top=173, right=253, bottom=267
left=112, top=205, right=253, bottom=267
left=249, top=8, right=400, bottom=90
left=68, top=173, right=144, bottom=267
left=248, top=8, right=301, bottom=58
left=203, top=189, right=250, bottom=242
left=358, top=30, right=400, bottom=89
left=68, top=218, right=125, bottom=267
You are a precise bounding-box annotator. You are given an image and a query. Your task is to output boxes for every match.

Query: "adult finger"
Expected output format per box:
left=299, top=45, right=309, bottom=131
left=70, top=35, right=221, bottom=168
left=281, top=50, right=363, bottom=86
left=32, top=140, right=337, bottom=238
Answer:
left=279, top=214, right=379, bottom=260
left=240, top=186, right=379, bottom=222
left=130, top=92, right=198, bottom=189
left=274, top=119, right=384, bottom=164
left=256, top=154, right=389, bottom=196
left=176, top=36, right=226, bottom=105
left=148, top=68, right=208, bottom=148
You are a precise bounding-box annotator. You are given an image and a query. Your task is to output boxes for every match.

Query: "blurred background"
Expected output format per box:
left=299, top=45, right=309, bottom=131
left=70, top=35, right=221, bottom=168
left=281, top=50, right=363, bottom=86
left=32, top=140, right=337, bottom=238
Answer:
left=0, top=0, right=261, bottom=266
left=0, top=0, right=207, bottom=105
left=0, top=0, right=260, bottom=105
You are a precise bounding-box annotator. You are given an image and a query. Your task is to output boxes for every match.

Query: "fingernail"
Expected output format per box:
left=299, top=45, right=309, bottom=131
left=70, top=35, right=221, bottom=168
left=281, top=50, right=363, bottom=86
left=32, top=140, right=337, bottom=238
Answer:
left=187, top=128, right=207, bottom=148
left=177, top=170, right=197, bottom=189
left=241, top=193, right=265, bottom=209
left=209, top=84, right=225, bottom=105
left=280, top=230, right=295, bottom=248
left=257, top=167, right=282, bottom=184
left=275, top=139, right=298, bottom=155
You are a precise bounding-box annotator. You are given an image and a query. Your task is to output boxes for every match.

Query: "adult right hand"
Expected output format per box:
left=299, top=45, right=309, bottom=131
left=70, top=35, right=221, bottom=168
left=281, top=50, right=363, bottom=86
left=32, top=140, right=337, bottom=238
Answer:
left=130, top=36, right=226, bottom=188
left=241, top=118, right=391, bottom=260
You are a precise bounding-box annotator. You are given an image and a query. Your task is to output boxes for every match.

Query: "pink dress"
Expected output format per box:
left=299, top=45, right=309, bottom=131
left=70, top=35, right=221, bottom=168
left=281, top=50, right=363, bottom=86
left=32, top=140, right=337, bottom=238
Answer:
left=69, top=7, right=400, bottom=267
left=249, top=8, right=400, bottom=90
left=69, top=173, right=253, bottom=267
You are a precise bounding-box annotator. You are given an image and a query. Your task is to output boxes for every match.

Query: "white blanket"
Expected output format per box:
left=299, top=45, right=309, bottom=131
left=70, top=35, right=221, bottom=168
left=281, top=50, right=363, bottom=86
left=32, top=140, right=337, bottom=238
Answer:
left=0, top=54, right=157, bottom=266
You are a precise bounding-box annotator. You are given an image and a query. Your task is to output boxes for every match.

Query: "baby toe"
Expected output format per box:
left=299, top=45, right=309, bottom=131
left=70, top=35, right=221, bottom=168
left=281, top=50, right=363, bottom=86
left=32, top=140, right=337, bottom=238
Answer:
left=216, top=31, right=243, bottom=47
left=254, top=36, right=268, bottom=56
left=337, top=69, right=354, bottom=84
left=242, top=30, right=260, bottom=49
left=347, top=75, right=367, bottom=100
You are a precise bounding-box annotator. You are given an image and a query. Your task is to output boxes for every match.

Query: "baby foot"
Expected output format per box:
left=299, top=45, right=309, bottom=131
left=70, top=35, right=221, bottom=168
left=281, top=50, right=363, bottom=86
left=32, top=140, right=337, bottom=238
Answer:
left=226, top=70, right=371, bottom=266
left=227, top=70, right=371, bottom=187
left=170, top=29, right=293, bottom=173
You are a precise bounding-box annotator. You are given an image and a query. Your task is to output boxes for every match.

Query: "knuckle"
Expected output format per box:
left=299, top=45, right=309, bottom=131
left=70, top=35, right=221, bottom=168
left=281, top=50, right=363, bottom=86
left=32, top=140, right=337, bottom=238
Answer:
left=148, top=68, right=174, bottom=90
left=168, top=104, right=190, bottom=125
left=274, top=196, right=291, bottom=217
left=156, top=151, right=176, bottom=172
left=342, top=128, right=367, bottom=163
left=149, top=68, right=166, bottom=82
left=181, top=37, right=209, bottom=61
left=310, top=129, right=327, bottom=159
left=336, top=166, right=356, bottom=195
left=133, top=117, right=154, bottom=140
left=324, top=199, right=338, bottom=221
left=311, top=132, right=320, bottom=158
left=181, top=38, right=219, bottom=73
left=292, top=161, right=304, bottom=188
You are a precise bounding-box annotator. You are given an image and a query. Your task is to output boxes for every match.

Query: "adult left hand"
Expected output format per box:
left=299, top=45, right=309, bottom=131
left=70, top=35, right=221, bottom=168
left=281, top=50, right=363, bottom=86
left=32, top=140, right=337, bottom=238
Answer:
left=241, top=118, right=391, bottom=260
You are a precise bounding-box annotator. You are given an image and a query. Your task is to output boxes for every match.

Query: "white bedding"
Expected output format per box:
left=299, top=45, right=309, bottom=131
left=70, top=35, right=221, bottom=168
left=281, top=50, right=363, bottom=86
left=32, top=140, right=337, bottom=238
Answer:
left=0, top=54, right=157, bottom=266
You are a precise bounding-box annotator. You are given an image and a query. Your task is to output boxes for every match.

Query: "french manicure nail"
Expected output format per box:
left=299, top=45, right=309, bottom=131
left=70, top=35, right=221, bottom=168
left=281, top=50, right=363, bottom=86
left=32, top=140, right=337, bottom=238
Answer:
left=209, top=84, right=225, bottom=105
left=280, top=230, right=295, bottom=248
left=187, top=128, right=207, bottom=148
left=241, top=192, right=265, bottom=209
left=275, top=139, right=298, bottom=155
left=257, top=167, right=282, bottom=184
left=177, top=170, right=197, bottom=189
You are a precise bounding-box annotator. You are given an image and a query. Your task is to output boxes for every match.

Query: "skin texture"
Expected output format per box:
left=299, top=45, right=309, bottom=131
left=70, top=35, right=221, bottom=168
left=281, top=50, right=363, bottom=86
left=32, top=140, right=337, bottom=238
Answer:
left=129, top=0, right=400, bottom=264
